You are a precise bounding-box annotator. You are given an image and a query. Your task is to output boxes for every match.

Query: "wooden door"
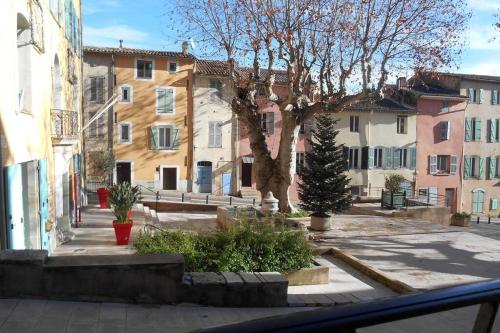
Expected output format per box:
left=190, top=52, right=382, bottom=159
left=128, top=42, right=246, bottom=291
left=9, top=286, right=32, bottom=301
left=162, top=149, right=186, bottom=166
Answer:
left=241, top=162, right=252, bottom=187
left=116, top=162, right=131, bottom=184
left=162, top=168, right=177, bottom=190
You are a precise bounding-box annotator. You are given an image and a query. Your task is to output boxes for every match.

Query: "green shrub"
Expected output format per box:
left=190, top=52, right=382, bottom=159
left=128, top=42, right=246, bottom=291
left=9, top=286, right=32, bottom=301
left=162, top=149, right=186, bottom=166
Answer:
left=135, top=222, right=314, bottom=272
left=384, top=174, right=407, bottom=193
left=286, top=209, right=310, bottom=218
left=452, top=212, right=471, bottom=219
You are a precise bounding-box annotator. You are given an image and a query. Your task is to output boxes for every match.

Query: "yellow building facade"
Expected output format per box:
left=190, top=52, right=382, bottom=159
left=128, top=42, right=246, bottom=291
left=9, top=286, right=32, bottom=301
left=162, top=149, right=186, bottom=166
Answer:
left=0, top=0, right=83, bottom=252
left=84, top=46, right=195, bottom=191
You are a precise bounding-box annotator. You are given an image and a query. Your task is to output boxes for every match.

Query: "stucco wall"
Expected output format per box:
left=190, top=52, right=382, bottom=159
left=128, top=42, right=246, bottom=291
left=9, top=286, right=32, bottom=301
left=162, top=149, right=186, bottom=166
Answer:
left=192, top=75, right=237, bottom=194
left=113, top=55, right=194, bottom=191
left=460, top=81, right=500, bottom=214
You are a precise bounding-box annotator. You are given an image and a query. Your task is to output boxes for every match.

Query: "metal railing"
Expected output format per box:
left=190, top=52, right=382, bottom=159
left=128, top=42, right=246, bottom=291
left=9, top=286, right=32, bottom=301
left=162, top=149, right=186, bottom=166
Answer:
left=51, top=109, right=78, bottom=139
left=136, top=184, right=161, bottom=211
left=405, top=188, right=448, bottom=208
left=85, top=180, right=111, bottom=193
left=199, top=279, right=500, bottom=333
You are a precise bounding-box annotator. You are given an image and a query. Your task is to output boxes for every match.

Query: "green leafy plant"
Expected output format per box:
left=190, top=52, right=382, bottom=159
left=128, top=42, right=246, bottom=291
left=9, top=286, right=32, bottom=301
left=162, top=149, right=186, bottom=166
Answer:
left=108, top=182, right=142, bottom=223
left=286, top=209, right=310, bottom=218
left=88, top=150, right=114, bottom=183
left=452, top=212, right=471, bottom=219
left=384, top=174, right=407, bottom=193
left=135, top=222, right=314, bottom=272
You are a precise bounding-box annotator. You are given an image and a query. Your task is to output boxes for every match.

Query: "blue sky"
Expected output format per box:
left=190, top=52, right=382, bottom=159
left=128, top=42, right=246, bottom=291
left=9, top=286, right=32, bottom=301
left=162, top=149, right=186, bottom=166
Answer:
left=83, top=0, right=500, bottom=76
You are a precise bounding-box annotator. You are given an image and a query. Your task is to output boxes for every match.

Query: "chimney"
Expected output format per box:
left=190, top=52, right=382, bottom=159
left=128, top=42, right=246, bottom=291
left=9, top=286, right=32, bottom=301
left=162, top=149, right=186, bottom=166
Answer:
left=397, top=77, right=407, bottom=90
left=182, top=41, right=189, bottom=55
left=119, top=39, right=123, bottom=48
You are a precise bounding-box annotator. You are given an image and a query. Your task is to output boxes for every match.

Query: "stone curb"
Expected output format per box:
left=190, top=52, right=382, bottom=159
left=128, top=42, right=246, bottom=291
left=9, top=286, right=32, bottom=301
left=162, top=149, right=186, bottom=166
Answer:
left=328, top=246, right=417, bottom=294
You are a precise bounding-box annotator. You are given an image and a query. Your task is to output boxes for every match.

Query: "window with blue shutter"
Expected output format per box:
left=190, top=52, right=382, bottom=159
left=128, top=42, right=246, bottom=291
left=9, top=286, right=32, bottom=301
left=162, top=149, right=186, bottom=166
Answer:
left=492, top=90, right=498, bottom=105
left=385, top=147, right=393, bottom=169
left=450, top=155, right=457, bottom=175
left=429, top=155, right=437, bottom=174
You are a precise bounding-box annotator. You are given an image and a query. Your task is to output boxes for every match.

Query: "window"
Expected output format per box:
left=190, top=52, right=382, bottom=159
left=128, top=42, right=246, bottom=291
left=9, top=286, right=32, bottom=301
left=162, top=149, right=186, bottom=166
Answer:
left=260, top=112, right=275, bottom=134
left=373, top=148, right=383, bottom=168
left=119, top=123, right=131, bottom=144
left=397, top=116, right=407, bottom=134
left=468, top=88, right=477, bottom=103
left=136, top=59, right=153, bottom=79
left=349, top=148, right=360, bottom=169
left=209, top=79, right=223, bottom=101
left=158, top=126, right=172, bottom=149
left=495, top=157, right=500, bottom=178
left=399, top=148, right=408, bottom=168
left=350, top=116, right=359, bottom=132
left=429, top=155, right=457, bottom=174
left=492, top=90, right=499, bottom=105
left=465, top=117, right=481, bottom=142
left=437, top=155, right=449, bottom=173
left=439, top=121, right=450, bottom=140
left=208, top=122, right=222, bottom=148
left=156, top=88, right=174, bottom=114
left=90, top=77, right=104, bottom=103
left=296, top=152, right=305, bottom=174
left=464, top=155, right=484, bottom=179
left=168, top=62, right=178, bottom=73
left=120, top=86, right=132, bottom=103
left=150, top=125, right=179, bottom=150
left=441, top=101, right=449, bottom=112
left=489, top=119, right=499, bottom=142
left=88, top=112, right=104, bottom=138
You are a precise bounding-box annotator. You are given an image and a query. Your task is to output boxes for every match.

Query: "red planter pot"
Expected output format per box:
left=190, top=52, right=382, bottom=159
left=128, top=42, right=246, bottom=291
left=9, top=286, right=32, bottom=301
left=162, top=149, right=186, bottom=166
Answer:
left=96, top=188, right=110, bottom=208
left=112, top=221, right=133, bottom=245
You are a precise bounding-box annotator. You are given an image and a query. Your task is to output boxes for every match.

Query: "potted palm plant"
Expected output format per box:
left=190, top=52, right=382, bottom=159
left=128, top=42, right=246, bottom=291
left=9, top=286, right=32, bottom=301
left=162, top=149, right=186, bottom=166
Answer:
left=108, top=182, right=142, bottom=245
left=88, top=150, right=114, bottom=208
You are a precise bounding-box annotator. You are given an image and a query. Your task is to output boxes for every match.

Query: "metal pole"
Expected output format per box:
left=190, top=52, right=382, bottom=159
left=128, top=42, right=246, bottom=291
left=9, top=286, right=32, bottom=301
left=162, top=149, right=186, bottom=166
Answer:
left=488, top=216, right=491, bottom=224
left=253, top=198, right=256, bottom=206
left=381, top=190, right=384, bottom=208
left=477, top=216, right=480, bottom=224
left=229, top=196, right=232, bottom=206
left=182, top=193, right=185, bottom=202
left=206, top=195, right=209, bottom=204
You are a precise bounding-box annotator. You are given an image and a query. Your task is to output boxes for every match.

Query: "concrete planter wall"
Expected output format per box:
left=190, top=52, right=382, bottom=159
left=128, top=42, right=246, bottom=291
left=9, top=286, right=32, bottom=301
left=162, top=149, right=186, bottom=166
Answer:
left=283, top=262, right=329, bottom=286
left=450, top=216, right=471, bottom=227
left=310, top=215, right=331, bottom=231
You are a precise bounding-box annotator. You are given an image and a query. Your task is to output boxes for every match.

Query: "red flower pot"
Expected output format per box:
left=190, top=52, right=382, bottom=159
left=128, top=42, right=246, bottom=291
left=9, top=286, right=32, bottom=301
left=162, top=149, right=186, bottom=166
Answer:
left=112, top=221, right=133, bottom=245
left=96, top=188, right=110, bottom=208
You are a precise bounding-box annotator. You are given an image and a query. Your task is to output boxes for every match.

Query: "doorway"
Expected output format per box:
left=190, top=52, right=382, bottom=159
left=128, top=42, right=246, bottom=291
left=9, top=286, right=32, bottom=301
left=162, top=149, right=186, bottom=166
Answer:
left=197, top=161, right=212, bottom=193
left=445, top=188, right=455, bottom=209
left=116, top=162, right=131, bottom=184
left=162, top=167, right=177, bottom=190
left=241, top=162, right=252, bottom=187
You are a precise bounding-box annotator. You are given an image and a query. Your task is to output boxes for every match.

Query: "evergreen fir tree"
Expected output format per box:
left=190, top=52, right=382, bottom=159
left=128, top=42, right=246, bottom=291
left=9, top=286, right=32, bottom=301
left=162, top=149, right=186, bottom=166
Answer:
left=298, top=115, right=351, bottom=216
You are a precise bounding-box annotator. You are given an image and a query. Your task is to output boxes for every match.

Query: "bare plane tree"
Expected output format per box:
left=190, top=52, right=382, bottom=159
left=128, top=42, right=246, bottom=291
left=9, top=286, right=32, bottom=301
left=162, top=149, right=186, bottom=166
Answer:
left=175, top=0, right=469, bottom=212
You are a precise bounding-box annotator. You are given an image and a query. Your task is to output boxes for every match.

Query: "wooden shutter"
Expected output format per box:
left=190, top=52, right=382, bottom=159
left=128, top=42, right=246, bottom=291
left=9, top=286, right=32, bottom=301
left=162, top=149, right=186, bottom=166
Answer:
left=491, top=198, right=498, bottom=210
left=96, top=77, right=104, bottom=103
left=479, top=89, right=485, bottom=104
left=172, top=127, right=180, bottom=149
left=465, top=117, right=471, bottom=142
left=267, top=112, right=275, bottom=134
left=385, top=147, right=393, bottom=169
left=468, top=88, right=474, bottom=102
left=393, top=148, right=401, bottom=169
left=410, top=147, right=417, bottom=169
left=208, top=122, right=215, bottom=147
left=215, top=122, right=222, bottom=147
left=368, top=148, right=374, bottom=169
left=464, top=155, right=471, bottom=178
left=489, top=119, right=497, bottom=142
left=474, top=118, right=481, bottom=142
left=157, top=89, right=166, bottom=113
left=90, top=78, right=96, bottom=101
left=361, top=147, right=369, bottom=169
left=493, top=90, right=498, bottom=105
left=489, top=157, right=496, bottom=180
left=450, top=155, right=458, bottom=175
left=429, top=155, right=437, bottom=174
left=150, top=126, right=158, bottom=150
left=166, top=89, right=174, bottom=113
left=479, top=157, right=485, bottom=179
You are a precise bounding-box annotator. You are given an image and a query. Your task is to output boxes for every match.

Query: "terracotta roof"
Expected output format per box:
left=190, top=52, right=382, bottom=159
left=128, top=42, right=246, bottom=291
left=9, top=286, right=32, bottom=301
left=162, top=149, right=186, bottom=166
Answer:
left=345, top=98, right=415, bottom=112
left=195, top=60, right=288, bottom=84
left=409, top=82, right=466, bottom=99
left=436, top=72, right=500, bottom=83
left=83, top=46, right=196, bottom=60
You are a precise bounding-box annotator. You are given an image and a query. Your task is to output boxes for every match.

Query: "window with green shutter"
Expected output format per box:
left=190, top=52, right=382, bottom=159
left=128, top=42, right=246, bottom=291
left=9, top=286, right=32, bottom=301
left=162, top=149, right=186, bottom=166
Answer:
left=464, top=155, right=471, bottom=178
left=385, top=147, right=393, bottom=169
left=450, top=155, right=457, bottom=175
left=489, top=157, right=496, bottom=179
left=368, top=147, right=374, bottom=169
left=410, top=147, right=417, bottom=169
left=429, top=155, right=437, bottom=174
left=465, top=117, right=472, bottom=142
left=150, top=126, right=159, bottom=150
left=474, top=118, right=481, bottom=142
left=172, top=128, right=180, bottom=150
left=479, top=89, right=485, bottom=104
left=479, top=157, right=485, bottom=179
left=489, top=119, right=497, bottom=142
left=156, top=88, right=174, bottom=114
left=491, top=198, right=498, bottom=211
left=468, top=88, right=476, bottom=103
left=492, top=90, right=498, bottom=105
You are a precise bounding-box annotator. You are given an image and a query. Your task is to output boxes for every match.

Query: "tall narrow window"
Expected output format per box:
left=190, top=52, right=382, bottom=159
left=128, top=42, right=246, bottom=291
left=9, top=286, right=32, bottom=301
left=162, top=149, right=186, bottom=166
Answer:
left=90, top=77, right=104, bottom=103
left=349, top=148, right=359, bottom=169
left=209, top=79, right=223, bottom=100
left=439, top=121, right=450, bottom=140
left=136, top=60, right=153, bottom=79
left=397, top=116, right=407, bottom=134
left=208, top=122, right=223, bottom=147
left=156, top=88, right=174, bottom=114
left=373, top=148, right=383, bottom=168
left=296, top=152, right=305, bottom=174
left=158, top=126, right=172, bottom=149
left=350, top=116, right=359, bottom=132
left=120, top=86, right=131, bottom=103
left=119, top=123, right=131, bottom=144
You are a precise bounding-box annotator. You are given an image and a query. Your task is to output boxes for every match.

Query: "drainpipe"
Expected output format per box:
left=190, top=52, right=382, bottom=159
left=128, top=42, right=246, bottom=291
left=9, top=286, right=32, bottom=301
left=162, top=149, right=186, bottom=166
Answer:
left=0, top=138, right=6, bottom=249
left=459, top=97, right=470, bottom=212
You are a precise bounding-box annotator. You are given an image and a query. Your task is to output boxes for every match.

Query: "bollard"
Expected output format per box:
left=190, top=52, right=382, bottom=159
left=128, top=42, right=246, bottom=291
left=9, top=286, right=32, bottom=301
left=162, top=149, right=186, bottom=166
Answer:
left=477, top=216, right=480, bottom=224
left=182, top=193, right=185, bottom=202
left=488, top=216, right=491, bottom=224
left=206, top=195, right=209, bottom=204
left=229, top=196, right=232, bottom=205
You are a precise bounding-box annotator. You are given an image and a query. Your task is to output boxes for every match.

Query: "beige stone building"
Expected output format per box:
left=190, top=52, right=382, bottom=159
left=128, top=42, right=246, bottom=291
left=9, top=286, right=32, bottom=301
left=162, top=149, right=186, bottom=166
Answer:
left=0, top=0, right=83, bottom=252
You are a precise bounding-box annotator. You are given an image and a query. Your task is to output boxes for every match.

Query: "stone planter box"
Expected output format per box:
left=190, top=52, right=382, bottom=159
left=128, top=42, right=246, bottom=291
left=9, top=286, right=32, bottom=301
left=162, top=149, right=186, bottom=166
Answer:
left=284, top=217, right=309, bottom=231
left=283, top=261, right=329, bottom=286
left=450, top=216, right=471, bottom=227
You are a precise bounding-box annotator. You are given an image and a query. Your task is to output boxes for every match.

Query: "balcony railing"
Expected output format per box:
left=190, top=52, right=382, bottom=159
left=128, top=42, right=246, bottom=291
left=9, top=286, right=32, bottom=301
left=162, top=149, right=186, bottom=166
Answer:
left=51, top=109, right=78, bottom=139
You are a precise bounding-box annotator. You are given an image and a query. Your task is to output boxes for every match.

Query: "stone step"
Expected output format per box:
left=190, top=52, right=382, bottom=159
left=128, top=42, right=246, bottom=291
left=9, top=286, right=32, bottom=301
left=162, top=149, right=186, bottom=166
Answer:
left=150, top=209, right=160, bottom=224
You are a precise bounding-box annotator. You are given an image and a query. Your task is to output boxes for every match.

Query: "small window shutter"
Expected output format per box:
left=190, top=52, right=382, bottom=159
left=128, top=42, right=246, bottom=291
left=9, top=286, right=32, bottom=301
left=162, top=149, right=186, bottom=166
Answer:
left=493, top=90, right=498, bottom=105
left=465, top=117, right=471, bottom=142
left=491, top=198, right=498, bottom=210
left=489, top=157, right=496, bottom=180
left=450, top=155, right=457, bottom=175
left=215, top=123, right=222, bottom=147
left=267, top=112, right=275, bottom=134
left=157, top=89, right=166, bottom=113
left=468, top=88, right=474, bottom=102
left=208, top=123, right=215, bottom=147
left=166, top=89, right=174, bottom=113
left=464, top=156, right=471, bottom=178
left=429, top=155, right=437, bottom=174
left=172, top=127, right=180, bottom=149
left=97, top=78, right=104, bottom=103
left=410, top=147, right=417, bottom=169
left=150, top=126, right=158, bottom=150
left=368, top=148, right=374, bottom=169
left=479, top=157, right=485, bottom=179
left=479, top=89, right=485, bottom=104
left=489, top=119, right=497, bottom=143
left=474, top=118, right=481, bottom=142
left=393, top=148, right=401, bottom=169
left=385, top=147, right=393, bottom=169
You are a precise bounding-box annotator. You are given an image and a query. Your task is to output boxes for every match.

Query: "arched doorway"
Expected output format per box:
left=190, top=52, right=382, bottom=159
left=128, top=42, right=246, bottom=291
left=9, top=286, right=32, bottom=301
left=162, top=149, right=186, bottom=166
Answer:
left=197, top=161, right=212, bottom=193
left=472, top=189, right=485, bottom=214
